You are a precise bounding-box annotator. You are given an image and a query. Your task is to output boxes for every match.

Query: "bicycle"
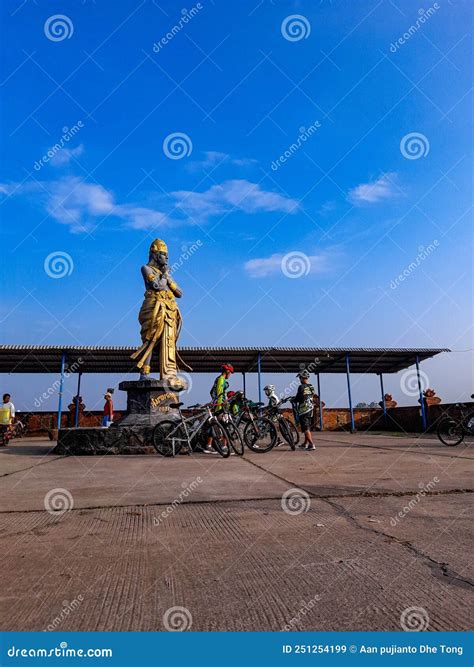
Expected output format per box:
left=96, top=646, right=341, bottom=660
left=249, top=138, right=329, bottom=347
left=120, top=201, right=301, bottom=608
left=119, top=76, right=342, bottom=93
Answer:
left=227, top=393, right=277, bottom=453
left=437, top=396, right=474, bottom=446
left=152, top=401, right=231, bottom=458
left=259, top=397, right=300, bottom=450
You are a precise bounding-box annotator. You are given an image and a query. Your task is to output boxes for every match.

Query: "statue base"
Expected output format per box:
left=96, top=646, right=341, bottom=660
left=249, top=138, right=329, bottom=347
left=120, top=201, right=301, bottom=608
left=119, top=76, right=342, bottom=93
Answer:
left=54, top=376, right=188, bottom=455
left=118, top=377, right=186, bottom=426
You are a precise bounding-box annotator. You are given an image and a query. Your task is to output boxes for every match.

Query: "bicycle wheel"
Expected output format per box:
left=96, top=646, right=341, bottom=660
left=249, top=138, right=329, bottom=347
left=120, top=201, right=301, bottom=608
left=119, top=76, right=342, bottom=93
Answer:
left=209, top=421, right=231, bottom=458
left=287, top=419, right=300, bottom=448
left=437, top=418, right=464, bottom=446
left=279, top=417, right=298, bottom=449
left=152, top=420, right=186, bottom=456
left=223, top=421, right=245, bottom=455
left=244, top=417, right=277, bottom=453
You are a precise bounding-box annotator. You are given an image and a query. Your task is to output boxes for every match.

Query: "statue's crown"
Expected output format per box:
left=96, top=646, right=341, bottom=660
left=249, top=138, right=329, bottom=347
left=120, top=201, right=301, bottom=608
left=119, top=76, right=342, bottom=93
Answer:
left=150, top=238, right=168, bottom=254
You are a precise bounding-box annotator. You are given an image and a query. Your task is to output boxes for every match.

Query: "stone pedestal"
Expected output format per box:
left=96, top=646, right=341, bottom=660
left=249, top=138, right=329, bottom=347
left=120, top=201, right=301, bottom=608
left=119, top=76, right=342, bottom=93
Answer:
left=118, top=378, right=185, bottom=426
left=55, top=376, right=188, bottom=455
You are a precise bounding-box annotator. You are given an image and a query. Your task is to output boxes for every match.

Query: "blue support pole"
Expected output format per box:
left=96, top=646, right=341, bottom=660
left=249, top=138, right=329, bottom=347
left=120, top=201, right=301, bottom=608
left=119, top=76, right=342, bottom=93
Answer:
left=317, top=373, right=324, bottom=431
left=57, top=352, right=66, bottom=431
left=257, top=352, right=262, bottom=404
left=379, top=373, right=387, bottom=425
left=345, top=353, right=355, bottom=433
left=74, top=371, right=82, bottom=427
left=416, top=355, right=427, bottom=431
left=242, top=372, right=246, bottom=397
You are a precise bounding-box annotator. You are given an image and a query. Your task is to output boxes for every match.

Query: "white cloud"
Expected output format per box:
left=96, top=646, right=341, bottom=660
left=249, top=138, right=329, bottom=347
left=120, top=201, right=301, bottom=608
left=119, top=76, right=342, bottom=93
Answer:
left=50, top=144, right=85, bottom=167
left=188, top=151, right=257, bottom=171
left=245, top=250, right=334, bottom=278
left=348, top=173, right=398, bottom=204
left=172, top=179, right=299, bottom=222
left=2, top=176, right=298, bottom=233
left=42, top=177, right=169, bottom=233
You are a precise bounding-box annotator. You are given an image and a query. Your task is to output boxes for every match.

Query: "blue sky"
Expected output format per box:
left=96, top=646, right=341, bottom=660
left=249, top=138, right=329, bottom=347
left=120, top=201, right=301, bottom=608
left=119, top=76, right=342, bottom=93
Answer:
left=0, top=0, right=472, bottom=411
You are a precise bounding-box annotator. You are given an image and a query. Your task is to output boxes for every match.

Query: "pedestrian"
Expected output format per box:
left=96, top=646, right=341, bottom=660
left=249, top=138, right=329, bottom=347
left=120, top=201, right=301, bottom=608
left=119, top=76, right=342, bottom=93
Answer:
left=0, top=393, right=16, bottom=446
left=295, top=371, right=316, bottom=451
left=102, top=392, right=114, bottom=427
left=0, top=393, right=15, bottom=429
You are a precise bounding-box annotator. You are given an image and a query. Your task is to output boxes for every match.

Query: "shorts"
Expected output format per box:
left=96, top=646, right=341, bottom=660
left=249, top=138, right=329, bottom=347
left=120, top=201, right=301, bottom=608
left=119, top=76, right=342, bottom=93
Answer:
left=299, top=411, right=313, bottom=433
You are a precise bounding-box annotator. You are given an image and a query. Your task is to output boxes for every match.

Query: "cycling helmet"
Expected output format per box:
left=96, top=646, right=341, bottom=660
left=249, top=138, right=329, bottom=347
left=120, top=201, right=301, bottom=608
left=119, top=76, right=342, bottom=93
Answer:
left=263, top=385, right=275, bottom=396
left=221, top=363, right=234, bottom=373
left=297, top=369, right=310, bottom=379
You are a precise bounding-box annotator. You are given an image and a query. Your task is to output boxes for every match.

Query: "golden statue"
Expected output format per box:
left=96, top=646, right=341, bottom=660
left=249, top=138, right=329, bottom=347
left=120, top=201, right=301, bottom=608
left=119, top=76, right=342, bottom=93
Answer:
left=131, top=239, right=189, bottom=386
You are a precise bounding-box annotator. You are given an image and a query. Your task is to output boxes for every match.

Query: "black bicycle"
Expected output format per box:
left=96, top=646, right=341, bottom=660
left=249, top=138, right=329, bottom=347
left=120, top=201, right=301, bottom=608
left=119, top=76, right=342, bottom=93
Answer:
left=152, top=402, right=232, bottom=458
left=260, top=397, right=300, bottom=450
left=437, top=397, right=474, bottom=446
left=227, top=394, right=277, bottom=453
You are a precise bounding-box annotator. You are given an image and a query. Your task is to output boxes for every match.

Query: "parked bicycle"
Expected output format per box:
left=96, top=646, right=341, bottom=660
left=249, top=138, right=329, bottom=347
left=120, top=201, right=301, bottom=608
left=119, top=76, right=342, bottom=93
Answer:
left=437, top=396, right=474, bottom=446
left=152, top=401, right=233, bottom=458
left=227, top=392, right=277, bottom=453
left=259, top=397, right=300, bottom=449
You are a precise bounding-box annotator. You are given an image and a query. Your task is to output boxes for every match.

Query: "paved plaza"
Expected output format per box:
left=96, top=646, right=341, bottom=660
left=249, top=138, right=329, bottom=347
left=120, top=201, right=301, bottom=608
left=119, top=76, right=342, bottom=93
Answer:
left=0, top=433, right=472, bottom=632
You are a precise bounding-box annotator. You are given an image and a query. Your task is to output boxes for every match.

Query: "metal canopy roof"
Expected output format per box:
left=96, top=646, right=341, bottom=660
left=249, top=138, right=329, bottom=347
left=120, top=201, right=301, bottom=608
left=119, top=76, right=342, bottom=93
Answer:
left=0, top=345, right=449, bottom=375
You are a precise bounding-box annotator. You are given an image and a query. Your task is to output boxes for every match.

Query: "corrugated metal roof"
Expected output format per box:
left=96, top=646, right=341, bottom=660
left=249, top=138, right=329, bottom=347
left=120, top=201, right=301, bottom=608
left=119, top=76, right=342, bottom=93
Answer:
left=0, top=345, right=450, bottom=375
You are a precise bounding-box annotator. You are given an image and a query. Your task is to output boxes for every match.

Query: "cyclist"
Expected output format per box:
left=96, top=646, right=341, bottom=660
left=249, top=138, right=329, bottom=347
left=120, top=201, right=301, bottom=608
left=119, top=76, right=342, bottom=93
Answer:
left=264, top=384, right=280, bottom=408
left=227, top=390, right=243, bottom=417
left=295, top=371, right=316, bottom=451
left=263, top=384, right=285, bottom=447
left=203, top=363, right=234, bottom=454
left=0, top=393, right=15, bottom=445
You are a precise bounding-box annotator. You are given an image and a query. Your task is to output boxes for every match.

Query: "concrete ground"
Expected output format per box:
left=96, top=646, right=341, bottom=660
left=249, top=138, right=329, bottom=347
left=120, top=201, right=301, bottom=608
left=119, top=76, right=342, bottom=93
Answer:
left=0, top=432, right=472, bottom=632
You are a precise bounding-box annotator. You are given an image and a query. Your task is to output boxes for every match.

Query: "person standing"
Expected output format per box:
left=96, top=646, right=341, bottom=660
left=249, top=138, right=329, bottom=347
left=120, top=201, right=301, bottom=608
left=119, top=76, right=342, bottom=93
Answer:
left=203, top=363, right=234, bottom=454
left=0, top=394, right=15, bottom=428
left=295, top=371, right=316, bottom=451
left=102, top=392, right=114, bottom=427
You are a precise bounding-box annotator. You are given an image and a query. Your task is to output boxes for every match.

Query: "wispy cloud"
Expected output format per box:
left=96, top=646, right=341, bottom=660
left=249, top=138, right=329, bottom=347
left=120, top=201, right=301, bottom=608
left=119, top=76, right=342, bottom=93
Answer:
left=245, top=250, right=335, bottom=278
left=49, top=143, right=85, bottom=167
left=187, top=151, right=257, bottom=171
left=172, top=179, right=299, bottom=222
left=1, top=177, right=298, bottom=233
left=348, top=173, right=398, bottom=205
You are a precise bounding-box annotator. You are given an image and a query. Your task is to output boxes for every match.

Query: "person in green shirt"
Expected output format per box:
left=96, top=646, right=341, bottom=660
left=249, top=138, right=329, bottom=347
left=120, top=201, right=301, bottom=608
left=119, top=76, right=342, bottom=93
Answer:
left=203, top=363, right=234, bottom=454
